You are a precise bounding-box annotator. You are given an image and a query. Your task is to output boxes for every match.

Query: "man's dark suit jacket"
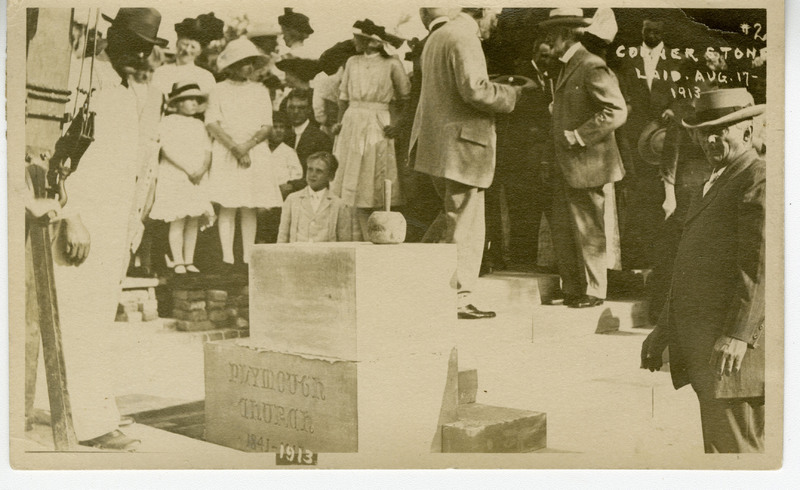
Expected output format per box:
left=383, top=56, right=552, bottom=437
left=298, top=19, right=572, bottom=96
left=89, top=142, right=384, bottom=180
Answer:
left=284, top=121, right=332, bottom=192
left=661, top=149, right=765, bottom=399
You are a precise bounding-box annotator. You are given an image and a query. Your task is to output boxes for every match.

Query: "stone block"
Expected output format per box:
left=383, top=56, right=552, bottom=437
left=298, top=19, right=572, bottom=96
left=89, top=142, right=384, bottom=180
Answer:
left=248, top=243, right=457, bottom=361
left=119, top=301, right=140, bottom=314
left=458, top=369, right=478, bottom=405
left=173, top=309, right=208, bottom=322
left=173, top=289, right=206, bottom=301
left=234, top=317, right=250, bottom=330
left=176, top=320, right=215, bottom=332
left=442, top=404, right=546, bottom=453
left=206, top=300, right=227, bottom=310
left=174, top=300, right=207, bottom=311
left=206, top=289, right=229, bottom=302
left=225, top=307, right=239, bottom=319
left=121, top=311, right=143, bottom=323
left=206, top=339, right=455, bottom=456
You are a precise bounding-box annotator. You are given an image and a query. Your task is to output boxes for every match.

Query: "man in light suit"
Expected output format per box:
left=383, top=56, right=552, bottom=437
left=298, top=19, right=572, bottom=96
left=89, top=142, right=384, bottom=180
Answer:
left=542, top=8, right=627, bottom=308
left=410, top=7, right=521, bottom=319
left=641, top=88, right=765, bottom=453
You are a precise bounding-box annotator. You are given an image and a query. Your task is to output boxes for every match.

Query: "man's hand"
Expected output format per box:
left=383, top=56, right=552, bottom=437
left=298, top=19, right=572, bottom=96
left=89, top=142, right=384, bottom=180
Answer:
left=26, top=198, right=61, bottom=220
left=237, top=154, right=252, bottom=169
left=63, top=216, right=91, bottom=265
left=383, top=124, right=402, bottom=139
left=709, top=335, right=749, bottom=378
left=641, top=325, right=670, bottom=372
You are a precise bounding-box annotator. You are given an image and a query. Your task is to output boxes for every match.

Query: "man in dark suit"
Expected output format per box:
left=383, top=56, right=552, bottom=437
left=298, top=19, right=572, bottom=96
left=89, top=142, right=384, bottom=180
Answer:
left=283, top=89, right=332, bottom=194
left=542, top=8, right=627, bottom=308
left=410, top=7, right=521, bottom=319
left=616, top=16, right=680, bottom=269
left=641, top=88, right=766, bottom=453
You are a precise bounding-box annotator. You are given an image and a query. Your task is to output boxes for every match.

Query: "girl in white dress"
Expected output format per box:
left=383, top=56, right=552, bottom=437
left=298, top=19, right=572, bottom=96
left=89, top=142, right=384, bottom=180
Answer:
left=206, top=37, right=279, bottom=268
left=149, top=81, right=214, bottom=274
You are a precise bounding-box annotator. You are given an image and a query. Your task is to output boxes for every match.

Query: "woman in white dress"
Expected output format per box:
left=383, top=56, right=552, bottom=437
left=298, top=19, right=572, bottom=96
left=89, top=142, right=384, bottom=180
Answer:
left=331, top=19, right=410, bottom=237
left=206, top=37, right=279, bottom=269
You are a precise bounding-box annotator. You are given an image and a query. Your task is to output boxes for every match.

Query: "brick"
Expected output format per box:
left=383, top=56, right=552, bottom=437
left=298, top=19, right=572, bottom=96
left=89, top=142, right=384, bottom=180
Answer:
left=442, top=404, right=546, bottom=453
left=205, top=331, right=224, bottom=342
left=173, top=309, right=208, bottom=322
left=173, top=289, right=205, bottom=301
left=225, top=307, right=238, bottom=319
left=148, top=287, right=157, bottom=300
left=174, top=300, right=207, bottom=311
left=458, top=369, right=478, bottom=405
left=176, top=320, right=215, bottom=332
left=138, top=299, right=158, bottom=312
left=206, top=290, right=228, bottom=302
left=205, top=300, right=226, bottom=310
left=209, top=309, right=229, bottom=323
left=222, top=329, right=240, bottom=340
left=233, top=317, right=249, bottom=330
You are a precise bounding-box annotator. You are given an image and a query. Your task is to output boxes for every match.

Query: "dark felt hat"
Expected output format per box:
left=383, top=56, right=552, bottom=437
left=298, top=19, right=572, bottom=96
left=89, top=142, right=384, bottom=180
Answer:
left=319, top=40, right=358, bottom=75
left=637, top=120, right=668, bottom=166
left=174, top=13, right=224, bottom=47
left=352, top=19, right=405, bottom=49
left=276, top=58, right=321, bottom=82
left=102, top=8, right=169, bottom=47
left=278, top=8, right=313, bottom=36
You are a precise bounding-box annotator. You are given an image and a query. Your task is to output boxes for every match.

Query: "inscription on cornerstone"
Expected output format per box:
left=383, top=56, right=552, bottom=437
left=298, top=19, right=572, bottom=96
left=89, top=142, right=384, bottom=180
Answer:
left=205, top=340, right=358, bottom=453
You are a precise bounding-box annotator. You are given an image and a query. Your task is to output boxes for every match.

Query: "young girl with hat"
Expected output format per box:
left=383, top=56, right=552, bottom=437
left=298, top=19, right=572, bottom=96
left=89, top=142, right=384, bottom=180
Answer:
left=206, top=37, right=280, bottom=269
left=331, top=19, right=410, bottom=237
left=149, top=81, right=214, bottom=274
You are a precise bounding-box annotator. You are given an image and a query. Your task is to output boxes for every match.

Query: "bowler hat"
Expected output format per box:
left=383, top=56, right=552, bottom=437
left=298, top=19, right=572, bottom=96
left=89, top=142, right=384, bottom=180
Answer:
left=539, top=8, right=593, bottom=28
left=174, top=13, right=224, bottom=47
left=276, top=58, right=322, bottom=82
left=216, top=37, right=268, bottom=73
left=166, top=81, right=207, bottom=106
left=102, top=8, right=168, bottom=47
left=682, top=88, right=766, bottom=129
left=637, top=120, right=668, bottom=166
left=279, top=8, right=314, bottom=36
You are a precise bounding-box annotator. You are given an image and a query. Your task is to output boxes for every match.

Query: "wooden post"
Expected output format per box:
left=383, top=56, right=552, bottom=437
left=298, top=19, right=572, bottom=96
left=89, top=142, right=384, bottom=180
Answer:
left=25, top=7, right=78, bottom=450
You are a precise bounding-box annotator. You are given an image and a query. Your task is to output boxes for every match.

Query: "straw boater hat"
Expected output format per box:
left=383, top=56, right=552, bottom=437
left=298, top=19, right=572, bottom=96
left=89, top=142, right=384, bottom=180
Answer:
left=166, top=81, right=207, bottom=106
left=278, top=8, right=314, bottom=36
left=682, top=88, right=766, bottom=129
left=216, top=37, right=268, bottom=72
left=584, top=8, right=617, bottom=44
left=637, top=120, right=668, bottom=166
left=539, top=7, right=593, bottom=28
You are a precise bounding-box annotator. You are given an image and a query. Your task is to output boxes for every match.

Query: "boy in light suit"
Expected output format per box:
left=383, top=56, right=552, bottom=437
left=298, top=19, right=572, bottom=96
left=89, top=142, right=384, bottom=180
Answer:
left=278, top=152, right=358, bottom=243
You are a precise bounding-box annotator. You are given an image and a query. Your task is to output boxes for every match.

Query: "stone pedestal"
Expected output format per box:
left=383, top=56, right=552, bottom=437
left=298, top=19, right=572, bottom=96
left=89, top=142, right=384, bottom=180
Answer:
left=205, top=242, right=460, bottom=454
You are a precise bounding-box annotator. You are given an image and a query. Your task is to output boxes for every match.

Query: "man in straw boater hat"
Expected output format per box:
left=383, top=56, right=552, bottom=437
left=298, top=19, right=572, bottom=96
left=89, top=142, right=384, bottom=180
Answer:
left=44, top=8, right=168, bottom=451
left=539, top=8, right=627, bottom=309
left=641, top=87, right=766, bottom=453
left=410, top=6, right=523, bottom=320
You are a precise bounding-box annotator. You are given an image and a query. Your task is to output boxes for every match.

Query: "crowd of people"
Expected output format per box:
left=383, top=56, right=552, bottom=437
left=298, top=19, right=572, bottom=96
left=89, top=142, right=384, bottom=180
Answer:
left=28, top=6, right=767, bottom=454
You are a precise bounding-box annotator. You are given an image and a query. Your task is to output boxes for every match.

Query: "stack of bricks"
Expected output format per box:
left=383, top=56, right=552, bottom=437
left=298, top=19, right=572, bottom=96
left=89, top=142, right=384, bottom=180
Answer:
left=172, top=285, right=249, bottom=333
left=116, top=289, right=159, bottom=323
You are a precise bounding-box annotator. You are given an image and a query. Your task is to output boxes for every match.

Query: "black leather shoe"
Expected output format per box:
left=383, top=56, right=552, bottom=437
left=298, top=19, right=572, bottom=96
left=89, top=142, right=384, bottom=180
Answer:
left=458, top=304, right=497, bottom=320
left=79, top=430, right=141, bottom=451
left=568, top=295, right=604, bottom=308
left=562, top=294, right=582, bottom=307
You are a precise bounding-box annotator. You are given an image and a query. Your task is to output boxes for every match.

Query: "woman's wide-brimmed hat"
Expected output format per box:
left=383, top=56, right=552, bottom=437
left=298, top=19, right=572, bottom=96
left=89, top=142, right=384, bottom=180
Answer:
left=102, top=8, right=169, bottom=47
left=174, top=12, right=224, bottom=47
left=279, top=8, right=314, bottom=36
left=276, top=58, right=322, bottom=82
left=247, top=22, right=282, bottom=39
left=682, top=88, right=766, bottom=129
left=352, top=19, right=405, bottom=49
left=166, top=81, right=207, bottom=106
left=538, top=8, right=593, bottom=28
left=216, top=37, right=268, bottom=73
left=637, top=120, right=668, bottom=166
